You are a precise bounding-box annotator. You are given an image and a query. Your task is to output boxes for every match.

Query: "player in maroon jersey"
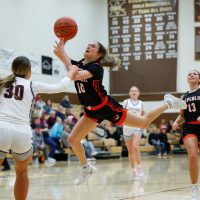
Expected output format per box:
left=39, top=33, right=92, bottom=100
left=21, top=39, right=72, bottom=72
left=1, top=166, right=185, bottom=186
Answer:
left=54, top=39, right=186, bottom=186
left=173, top=70, right=200, bottom=200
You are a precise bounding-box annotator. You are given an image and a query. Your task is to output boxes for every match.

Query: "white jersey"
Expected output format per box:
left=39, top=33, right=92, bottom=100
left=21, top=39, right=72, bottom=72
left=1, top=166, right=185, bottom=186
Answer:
left=0, top=76, right=71, bottom=125
left=122, top=99, right=143, bottom=115
left=122, top=99, right=144, bottom=136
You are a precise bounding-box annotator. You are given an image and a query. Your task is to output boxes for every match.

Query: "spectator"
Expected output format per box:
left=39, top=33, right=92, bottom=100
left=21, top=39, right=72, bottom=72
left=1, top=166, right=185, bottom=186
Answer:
left=32, top=126, right=56, bottom=165
left=60, top=95, right=72, bottom=108
left=55, top=105, right=66, bottom=122
left=32, top=117, right=57, bottom=160
left=148, top=126, right=166, bottom=157
left=60, top=124, right=71, bottom=148
left=159, top=119, right=168, bottom=131
left=103, top=121, right=122, bottom=146
left=49, top=117, right=64, bottom=151
left=81, top=138, right=97, bottom=160
left=43, top=99, right=52, bottom=115
left=35, top=95, right=46, bottom=115
left=47, top=110, right=57, bottom=129
left=158, top=127, right=171, bottom=155
left=1, top=157, right=11, bottom=171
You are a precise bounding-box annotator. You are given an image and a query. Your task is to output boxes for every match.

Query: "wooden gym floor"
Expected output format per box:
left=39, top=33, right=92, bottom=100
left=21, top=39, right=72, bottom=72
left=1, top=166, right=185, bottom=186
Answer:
left=0, top=154, right=195, bottom=200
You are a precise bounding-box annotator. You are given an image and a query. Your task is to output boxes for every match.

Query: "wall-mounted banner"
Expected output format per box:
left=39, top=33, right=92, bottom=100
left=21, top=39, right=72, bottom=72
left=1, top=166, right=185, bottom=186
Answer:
left=195, top=0, right=200, bottom=22
left=195, top=27, right=200, bottom=60
left=108, top=0, right=178, bottom=94
left=41, top=56, right=53, bottom=75
left=0, top=48, right=15, bottom=69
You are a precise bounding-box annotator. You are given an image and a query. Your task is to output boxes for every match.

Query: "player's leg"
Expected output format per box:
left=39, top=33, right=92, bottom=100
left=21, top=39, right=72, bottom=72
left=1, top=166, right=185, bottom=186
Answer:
left=123, top=104, right=168, bottom=128
left=132, top=133, right=141, bottom=166
left=67, top=116, right=98, bottom=185
left=13, top=154, right=32, bottom=200
left=125, top=136, right=139, bottom=179
left=124, top=94, right=186, bottom=128
left=125, top=138, right=135, bottom=168
left=184, top=137, right=199, bottom=183
left=132, top=133, right=144, bottom=177
left=68, top=116, right=98, bottom=165
left=184, top=136, right=199, bottom=200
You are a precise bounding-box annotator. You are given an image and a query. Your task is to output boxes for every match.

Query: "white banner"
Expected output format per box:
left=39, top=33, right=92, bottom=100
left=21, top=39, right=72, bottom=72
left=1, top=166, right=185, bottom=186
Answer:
left=0, top=48, right=16, bottom=70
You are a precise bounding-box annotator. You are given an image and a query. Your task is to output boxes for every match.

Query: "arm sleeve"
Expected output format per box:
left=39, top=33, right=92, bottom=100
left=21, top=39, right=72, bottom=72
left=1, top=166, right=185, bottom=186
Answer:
left=32, top=77, right=72, bottom=95
left=86, top=64, right=103, bottom=79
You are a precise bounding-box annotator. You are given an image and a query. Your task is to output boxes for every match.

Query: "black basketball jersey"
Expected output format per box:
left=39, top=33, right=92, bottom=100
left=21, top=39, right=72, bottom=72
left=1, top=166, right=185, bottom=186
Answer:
left=71, top=59, right=107, bottom=107
left=182, top=88, right=200, bottom=122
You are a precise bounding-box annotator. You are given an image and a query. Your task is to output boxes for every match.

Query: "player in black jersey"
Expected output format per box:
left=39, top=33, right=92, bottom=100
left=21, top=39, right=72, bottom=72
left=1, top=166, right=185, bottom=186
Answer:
left=54, top=39, right=187, bottom=186
left=173, top=70, right=200, bottom=200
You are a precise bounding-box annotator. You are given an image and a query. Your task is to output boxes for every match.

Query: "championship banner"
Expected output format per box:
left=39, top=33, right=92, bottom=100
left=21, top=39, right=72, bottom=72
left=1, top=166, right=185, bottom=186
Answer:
left=108, top=0, right=178, bottom=94
left=195, top=0, right=200, bottom=22
left=41, top=55, right=53, bottom=75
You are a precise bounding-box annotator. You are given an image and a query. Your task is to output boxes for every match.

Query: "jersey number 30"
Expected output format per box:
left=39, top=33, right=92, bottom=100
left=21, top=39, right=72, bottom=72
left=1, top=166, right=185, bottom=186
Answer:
left=4, top=85, right=24, bottom=100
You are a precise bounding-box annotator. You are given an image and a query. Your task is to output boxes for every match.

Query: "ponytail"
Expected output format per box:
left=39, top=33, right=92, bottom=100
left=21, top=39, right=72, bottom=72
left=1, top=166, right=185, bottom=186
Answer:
left=0, top=74, right=16, bottom=94
left=100, top=53, right=121, bottom=68
left=0, top=56, right=31, bottom=94
left=97, top=42, right=121, bottom=68
left=193, top=69, right=200, bottom=85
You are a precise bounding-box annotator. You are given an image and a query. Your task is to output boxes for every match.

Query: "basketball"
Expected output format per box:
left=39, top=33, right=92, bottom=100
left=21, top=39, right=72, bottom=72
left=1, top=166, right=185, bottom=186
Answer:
left=54, top=16, right=78, bottom=40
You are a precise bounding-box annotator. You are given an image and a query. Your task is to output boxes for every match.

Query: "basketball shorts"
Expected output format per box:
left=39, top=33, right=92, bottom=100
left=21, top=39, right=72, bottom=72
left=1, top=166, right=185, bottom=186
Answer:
left=84, top=97, right=127, bottom=126
left=0, top=121, right=33, bottom=160
left=123, top=126, right=142, bottom=140
left=182, top=123, right=200, bottom=141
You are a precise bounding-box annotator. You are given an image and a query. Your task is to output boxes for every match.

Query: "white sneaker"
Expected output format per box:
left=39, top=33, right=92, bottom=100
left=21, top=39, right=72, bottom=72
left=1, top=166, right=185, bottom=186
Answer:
left=132, top=167, right=139, bottom=180
left=137, top=165, right=144, bottom=177
left=75, top=163, right=97, bottom=186
left=164, top=94, right=187, bottom=109
left=45, top=160, right=56, bottom=167
left=157, top=153, right=162, bottom=158
left=48, top=157, right=56, bottom=163
left=191, top=185, right=200, bottom=200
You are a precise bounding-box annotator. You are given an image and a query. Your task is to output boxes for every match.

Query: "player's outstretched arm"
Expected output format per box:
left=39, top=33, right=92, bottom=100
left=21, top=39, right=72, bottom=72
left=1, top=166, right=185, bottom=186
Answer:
left=54, top=38, right=72, bottom=71
left=32, top=65, right=78, bottom=95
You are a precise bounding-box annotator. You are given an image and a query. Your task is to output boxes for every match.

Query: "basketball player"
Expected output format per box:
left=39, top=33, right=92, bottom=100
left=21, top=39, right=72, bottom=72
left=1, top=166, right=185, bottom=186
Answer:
left=0, top=56, right=77, bottom=200
left=54, top=39, right=187, bottom=186
left=172, top=70, right=200, bottom=200
left=122, top=86, right=144, bottom=180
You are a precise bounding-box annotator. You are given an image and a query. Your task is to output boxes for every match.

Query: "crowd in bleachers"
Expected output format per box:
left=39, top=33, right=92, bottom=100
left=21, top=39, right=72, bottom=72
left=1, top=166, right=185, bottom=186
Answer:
left=1, top=95, right=183, bottom=170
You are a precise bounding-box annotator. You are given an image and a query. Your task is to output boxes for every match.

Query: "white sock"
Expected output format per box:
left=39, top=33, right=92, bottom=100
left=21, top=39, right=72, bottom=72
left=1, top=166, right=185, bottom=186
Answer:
left=192, top=184, right=198, bottom=189
left=81, top=163, right=89, bottom=168
left=163, top=101, right=171, bottom=109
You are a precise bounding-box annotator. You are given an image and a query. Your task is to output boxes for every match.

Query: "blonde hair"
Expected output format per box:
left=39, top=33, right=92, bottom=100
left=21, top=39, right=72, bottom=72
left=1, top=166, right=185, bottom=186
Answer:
left=97, top=42, right=121, bottom=68
left=0, top=56, right=31, bottom=94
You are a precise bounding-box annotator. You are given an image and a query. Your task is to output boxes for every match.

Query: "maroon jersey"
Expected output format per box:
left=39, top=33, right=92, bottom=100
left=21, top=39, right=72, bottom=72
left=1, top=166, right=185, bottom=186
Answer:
left=71, top=60, right=107, bottom=107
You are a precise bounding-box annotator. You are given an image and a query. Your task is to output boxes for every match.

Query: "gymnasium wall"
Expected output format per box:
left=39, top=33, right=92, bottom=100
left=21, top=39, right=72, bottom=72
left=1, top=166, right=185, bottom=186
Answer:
left=0, top=0, right=199, bottom=116
left=0, top=0, right=109, bottom=92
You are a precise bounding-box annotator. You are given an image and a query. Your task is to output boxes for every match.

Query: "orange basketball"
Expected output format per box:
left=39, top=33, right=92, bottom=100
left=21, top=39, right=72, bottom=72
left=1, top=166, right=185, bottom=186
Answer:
left=54, top=17, right=78, bottom=40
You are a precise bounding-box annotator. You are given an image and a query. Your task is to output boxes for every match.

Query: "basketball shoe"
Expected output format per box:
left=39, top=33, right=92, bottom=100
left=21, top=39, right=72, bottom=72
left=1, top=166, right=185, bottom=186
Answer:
left=137, top=164, right=144, bottom=177
left=164, top=94, right=187, bottom=110
left=75, top=163, right=97, bottom=186
left=190, top=185, right=200, bottom=200
left=132, top=167, right=139, bottom=180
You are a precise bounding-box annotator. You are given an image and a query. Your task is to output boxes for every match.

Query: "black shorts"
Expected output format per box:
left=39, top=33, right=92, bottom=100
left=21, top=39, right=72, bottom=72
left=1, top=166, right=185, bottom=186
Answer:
left=182, top=123, right=200, bottom=141
left=84, top=96, right=127, bottom=126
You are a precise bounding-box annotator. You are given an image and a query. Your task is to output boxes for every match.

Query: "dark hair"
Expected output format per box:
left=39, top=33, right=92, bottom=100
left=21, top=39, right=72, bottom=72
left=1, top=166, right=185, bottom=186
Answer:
left=0, top=56, right=31, bottom=93
left=97, top=42, right=121, bottom=68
